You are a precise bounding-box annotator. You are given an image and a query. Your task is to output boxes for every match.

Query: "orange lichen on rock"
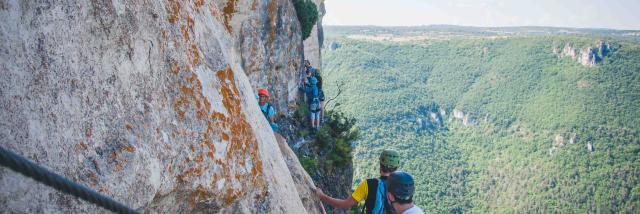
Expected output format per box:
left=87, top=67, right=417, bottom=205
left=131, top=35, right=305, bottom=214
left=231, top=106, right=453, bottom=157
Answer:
left=173, top=72, right=210, bottom=121
left=193, top=0, right=204, bottom=9
left=161, top=29, right=168, bottom=40
left=188, top=185, right=215, bottom=208
left=74, top=142, right=88, bottom=153
left=186, top=15, right=194, bottom=30
left=173, top=93, right=189, bottom=120
left=173, top=65, right=262, bottom=206
left=194, top=155, right=203, bottom=163
left=167, top=0, right=181, bottom=24
left=125, top=123, right=133, bottom=131
left=223, top=188, right=242, bottom=205
left=188, top=44, right=200, bottom=65
left=180, top=25, right=190, bottom=42
left=251, top=0, right=257, bottom=11
left=267, top=0, right=278, bottom=46
left=170, top=63, right=266, bottom=206
left=222, top=0, right=237, bottom=33
left=123, top=145, right=136, bottom=153
left=171, top=63, right=180, bottom=74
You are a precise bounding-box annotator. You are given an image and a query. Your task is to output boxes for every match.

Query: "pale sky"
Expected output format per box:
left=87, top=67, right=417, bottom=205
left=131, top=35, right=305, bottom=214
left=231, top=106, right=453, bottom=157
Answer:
left=323, top=0, right=640, bottom=30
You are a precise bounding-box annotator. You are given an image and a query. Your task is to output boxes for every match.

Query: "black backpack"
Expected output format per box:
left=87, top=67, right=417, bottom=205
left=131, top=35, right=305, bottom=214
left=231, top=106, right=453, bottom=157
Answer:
left=362, top=177, right=393, bottom=214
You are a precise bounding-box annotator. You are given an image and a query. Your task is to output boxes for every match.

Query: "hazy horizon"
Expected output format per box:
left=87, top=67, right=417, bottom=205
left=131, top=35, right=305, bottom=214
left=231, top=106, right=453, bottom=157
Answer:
left=324, top=0, right=640, bottom=31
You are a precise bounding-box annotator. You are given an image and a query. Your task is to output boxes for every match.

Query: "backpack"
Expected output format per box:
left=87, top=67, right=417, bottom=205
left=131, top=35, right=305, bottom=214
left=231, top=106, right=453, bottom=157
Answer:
left=309, top=87, right=321, bottom=112
left=319, top=89, right=325, bottom=102
left=362, top=178, right=391, bottom=214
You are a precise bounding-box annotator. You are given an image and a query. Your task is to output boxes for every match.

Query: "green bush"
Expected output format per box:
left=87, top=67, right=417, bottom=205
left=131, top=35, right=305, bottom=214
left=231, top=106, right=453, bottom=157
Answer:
left=292, top=0, right=318, bottom=40
left=315, top=110, right=359, bottom=170
left=300, top=155, right=318, bottom=173
left=294, top=100, right=310, bottom=122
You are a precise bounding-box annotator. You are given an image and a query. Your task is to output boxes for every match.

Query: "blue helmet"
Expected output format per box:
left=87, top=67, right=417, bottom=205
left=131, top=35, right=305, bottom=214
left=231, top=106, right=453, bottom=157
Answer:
left=310, top=76, right=318, bottom=85
left=385, top=171, right=415, bottom=201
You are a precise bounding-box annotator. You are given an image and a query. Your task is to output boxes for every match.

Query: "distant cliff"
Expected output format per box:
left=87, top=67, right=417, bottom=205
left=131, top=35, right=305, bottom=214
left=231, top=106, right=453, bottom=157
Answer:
left=0, top=0, right=323, bottom=213
left=554, top=40, right=613, bottom=67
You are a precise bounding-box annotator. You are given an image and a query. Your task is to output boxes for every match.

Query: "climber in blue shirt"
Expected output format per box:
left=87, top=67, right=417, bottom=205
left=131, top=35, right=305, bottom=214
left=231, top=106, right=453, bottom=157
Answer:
left=300, top=76, right=321, bottom=129
left=257, top=88, right=278, bottom=132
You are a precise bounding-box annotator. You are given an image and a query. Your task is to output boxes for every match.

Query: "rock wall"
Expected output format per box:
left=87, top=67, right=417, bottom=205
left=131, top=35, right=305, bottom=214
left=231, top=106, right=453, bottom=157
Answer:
left=302, top=0, right=325, bottom=70
left=241, top=0, right=304, bottom=110
left=0, top=0, right=317, bottom=213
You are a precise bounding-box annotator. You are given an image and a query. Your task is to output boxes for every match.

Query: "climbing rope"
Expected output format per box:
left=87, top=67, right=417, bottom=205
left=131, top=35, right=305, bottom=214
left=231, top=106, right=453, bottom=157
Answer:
left=0, top=146, right=140, bottom=214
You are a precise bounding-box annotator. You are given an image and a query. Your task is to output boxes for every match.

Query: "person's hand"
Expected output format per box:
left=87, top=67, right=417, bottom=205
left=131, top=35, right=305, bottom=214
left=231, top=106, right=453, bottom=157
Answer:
left=315, top=187, right=324, bottom=197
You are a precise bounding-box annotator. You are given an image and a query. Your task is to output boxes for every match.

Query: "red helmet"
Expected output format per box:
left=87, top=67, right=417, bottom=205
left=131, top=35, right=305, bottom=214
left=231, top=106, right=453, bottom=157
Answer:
left=258, top=88, right=269, bottom=97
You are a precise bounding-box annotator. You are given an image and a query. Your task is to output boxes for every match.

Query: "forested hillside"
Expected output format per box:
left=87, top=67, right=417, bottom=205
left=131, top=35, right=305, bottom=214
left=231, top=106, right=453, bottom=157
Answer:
left=322, top=27, right=640, bottom=213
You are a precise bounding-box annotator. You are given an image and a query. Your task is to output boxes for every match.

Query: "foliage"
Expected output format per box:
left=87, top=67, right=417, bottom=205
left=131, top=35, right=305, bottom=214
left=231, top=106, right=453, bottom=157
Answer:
left=292, top=0, right=318, bottom=40
left=322, top=30, right=640, bottom=213
left=294, top=100, right=359, bottom=174
left=315, top=110, right=359, bottom=169
left=300, top=155, right=318, bottom=173
left=294, top=99, right=310, bottom=122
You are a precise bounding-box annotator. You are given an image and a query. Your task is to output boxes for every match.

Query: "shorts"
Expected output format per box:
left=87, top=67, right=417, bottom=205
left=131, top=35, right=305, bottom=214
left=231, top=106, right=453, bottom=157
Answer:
left=310, top=112, right=320, bottom=121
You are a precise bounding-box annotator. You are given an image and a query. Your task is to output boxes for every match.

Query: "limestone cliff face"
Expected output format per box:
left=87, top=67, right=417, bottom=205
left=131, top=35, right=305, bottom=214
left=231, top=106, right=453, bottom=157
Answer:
left=240, top=0, right=304, bottom=110
left=303, top=0, right=325, bottom=70
left=0, top=0, right=317, bottom=213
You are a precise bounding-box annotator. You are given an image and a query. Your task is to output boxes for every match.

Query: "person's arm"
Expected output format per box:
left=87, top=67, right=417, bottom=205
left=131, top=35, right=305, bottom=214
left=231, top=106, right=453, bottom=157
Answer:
left=316, top=188, right=358, bottom=211
left=298, top=85, right=308, bottom=92
left=268, top=106, right=276, bottom=123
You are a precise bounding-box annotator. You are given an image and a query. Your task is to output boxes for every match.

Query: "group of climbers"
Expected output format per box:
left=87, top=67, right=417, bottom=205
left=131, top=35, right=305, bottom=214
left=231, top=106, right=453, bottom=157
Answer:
left=315, top=149, right=424, bottom=214
left=255, top=61, right=421, bottom=213
left=255, top=60, right=325, bottom=132
left=256, top=60, right=326, bottom=133
left=300, top=60, right=325, bottom=129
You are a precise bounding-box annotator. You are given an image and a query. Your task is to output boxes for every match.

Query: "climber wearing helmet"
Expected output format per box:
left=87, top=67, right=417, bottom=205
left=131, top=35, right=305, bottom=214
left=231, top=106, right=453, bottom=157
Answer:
left=386, top=171, right=423, bottom=214
left=304, top=59, right=314, bottom=73
left=257, top=88, right=278, bottom=132
left=316, top=149, right=402, bottom=213
left=303, top=60, right=325, bottom=124
left=300, top=76, right=321, bottom=129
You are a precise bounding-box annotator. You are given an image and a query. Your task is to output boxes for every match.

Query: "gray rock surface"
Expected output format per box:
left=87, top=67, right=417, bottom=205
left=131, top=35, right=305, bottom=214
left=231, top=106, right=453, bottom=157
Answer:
left=0, top=0, right=318, bottom=213
left=303, top=0, right=325, bottom=70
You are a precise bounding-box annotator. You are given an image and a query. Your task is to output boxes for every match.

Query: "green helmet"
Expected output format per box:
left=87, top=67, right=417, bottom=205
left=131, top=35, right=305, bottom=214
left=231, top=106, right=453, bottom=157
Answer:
left=379, top=149, right=400, bottom=168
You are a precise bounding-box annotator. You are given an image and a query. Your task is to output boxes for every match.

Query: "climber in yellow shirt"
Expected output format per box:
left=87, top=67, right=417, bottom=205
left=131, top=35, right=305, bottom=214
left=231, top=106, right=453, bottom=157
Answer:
left=316, top=149, right=401, bottom=213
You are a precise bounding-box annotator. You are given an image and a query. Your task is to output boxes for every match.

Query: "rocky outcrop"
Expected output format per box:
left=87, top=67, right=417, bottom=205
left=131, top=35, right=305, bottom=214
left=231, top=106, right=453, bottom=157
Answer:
left=439, top=106, right=447, bottom=117
left=303, top=0, right=325, bottom=70
left=569, top=132, right=577, bottom=144
left=0, top=0, right=317, bottom=213
left=453, top=109, right=465, bottom=119
left=452, top=108, right=476, bottom=127
left=554, top=41, right=612, bottom=67
left=554, top=135, right=565, bottom=148
left=462, top=115, right=478, bottom=126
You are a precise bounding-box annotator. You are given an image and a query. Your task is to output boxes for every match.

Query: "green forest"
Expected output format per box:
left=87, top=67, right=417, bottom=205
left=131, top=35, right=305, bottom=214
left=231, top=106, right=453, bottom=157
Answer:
left=321, top=27, right=640, bottom=213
